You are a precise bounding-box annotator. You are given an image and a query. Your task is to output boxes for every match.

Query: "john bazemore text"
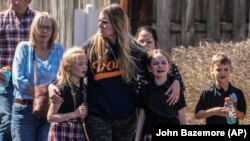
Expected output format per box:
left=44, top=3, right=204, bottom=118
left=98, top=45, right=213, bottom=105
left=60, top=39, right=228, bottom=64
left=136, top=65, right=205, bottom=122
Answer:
left=151, top=125, right=249, bottom=140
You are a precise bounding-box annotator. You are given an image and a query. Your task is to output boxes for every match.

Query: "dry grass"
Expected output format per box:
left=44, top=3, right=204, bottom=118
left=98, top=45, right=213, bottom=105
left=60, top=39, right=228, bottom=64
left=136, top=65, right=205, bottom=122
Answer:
left=170, top=40, right=250, bottom=125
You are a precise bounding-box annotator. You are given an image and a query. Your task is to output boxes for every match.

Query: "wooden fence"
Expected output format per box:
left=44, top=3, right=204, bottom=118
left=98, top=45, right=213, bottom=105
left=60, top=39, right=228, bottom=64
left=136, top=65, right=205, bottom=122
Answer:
left=2, top=0, right=249, bottom=50
left=129, top=0, right=250, bottom=51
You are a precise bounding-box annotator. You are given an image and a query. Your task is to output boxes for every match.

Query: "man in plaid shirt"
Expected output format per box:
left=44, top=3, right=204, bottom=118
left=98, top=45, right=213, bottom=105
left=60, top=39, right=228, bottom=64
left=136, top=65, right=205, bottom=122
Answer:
left=0, top=0, right=36, bottom=140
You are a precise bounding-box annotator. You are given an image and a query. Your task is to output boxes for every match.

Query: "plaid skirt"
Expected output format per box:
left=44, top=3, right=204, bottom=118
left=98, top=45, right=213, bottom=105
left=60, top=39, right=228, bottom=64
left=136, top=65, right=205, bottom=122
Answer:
left=48, top=120, right=87, bottom=141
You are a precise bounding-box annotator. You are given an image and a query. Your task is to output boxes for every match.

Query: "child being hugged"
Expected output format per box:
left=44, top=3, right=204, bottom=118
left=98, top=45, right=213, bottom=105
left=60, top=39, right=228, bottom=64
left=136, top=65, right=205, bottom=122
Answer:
left=135, top=49, right=187, bottom=141
left=195, top=53, right=246, bottom=124
left=47, top=47, right=89, bottom=141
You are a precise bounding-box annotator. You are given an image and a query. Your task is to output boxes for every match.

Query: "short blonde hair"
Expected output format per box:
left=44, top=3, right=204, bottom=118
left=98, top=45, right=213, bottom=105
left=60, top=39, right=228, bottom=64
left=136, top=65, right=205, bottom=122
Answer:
left=210, top=53, right=232, bottom=73
left=29, top=12, right=58, bottom=49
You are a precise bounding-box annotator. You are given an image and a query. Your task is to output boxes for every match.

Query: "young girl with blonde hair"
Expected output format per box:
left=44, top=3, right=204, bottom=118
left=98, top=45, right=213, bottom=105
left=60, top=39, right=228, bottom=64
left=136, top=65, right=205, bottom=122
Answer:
left=47, top=47, right=89, bottom=141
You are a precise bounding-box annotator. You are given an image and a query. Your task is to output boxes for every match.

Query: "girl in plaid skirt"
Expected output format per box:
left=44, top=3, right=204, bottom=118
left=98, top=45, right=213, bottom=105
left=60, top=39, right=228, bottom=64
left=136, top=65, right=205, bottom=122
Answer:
left=47, top=47, right=89, bottom=141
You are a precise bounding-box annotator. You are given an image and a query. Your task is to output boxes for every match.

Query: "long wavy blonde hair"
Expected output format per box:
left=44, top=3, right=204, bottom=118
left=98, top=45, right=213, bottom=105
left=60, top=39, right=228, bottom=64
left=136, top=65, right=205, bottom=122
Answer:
left=88, top=4, right=138, bottom=83
left=56, top=47, right=86, bottom=88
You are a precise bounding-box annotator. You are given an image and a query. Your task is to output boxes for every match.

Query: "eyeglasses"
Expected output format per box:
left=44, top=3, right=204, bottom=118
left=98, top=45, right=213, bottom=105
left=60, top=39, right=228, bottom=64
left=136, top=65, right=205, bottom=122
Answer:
left=39, top=25, right=52, bottom=32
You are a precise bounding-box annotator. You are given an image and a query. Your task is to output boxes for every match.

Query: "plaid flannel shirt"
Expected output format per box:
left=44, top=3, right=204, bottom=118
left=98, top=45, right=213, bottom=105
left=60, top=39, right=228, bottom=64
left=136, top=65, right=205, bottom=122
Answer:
left=0, top=8, right=36, bottom=68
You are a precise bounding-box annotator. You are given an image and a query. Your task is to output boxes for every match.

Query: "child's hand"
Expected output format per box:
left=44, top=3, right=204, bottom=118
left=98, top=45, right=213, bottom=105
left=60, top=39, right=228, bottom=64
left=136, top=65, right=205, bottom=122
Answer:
left=233, top=108, right=243, bottom=119
left=231, top=110, right=237, bottom=119
left=228, top=106, right=245, bottom=121
left=225, top=107, right=237, bottom=119
left=75, top=104, right=87, bottom=118
left=213, top=107, right=228, bottom=117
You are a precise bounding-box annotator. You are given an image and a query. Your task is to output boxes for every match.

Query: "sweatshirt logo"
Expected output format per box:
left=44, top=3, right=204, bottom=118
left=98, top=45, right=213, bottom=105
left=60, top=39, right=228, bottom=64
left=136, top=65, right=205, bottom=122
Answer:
left=92, top=60, right=121, bottom=80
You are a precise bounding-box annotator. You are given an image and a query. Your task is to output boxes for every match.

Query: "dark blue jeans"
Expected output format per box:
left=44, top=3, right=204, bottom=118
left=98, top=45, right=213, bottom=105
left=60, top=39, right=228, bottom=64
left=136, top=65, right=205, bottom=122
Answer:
left=11, top=103, right=50, bottom=141
left=0, top=82, right=14, bottom=141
